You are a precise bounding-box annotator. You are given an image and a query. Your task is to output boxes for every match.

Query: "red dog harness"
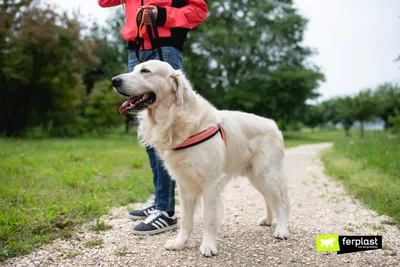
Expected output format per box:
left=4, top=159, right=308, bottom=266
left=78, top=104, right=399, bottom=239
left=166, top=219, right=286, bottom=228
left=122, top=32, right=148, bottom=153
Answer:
left=173, top=123, right=226, bottom=150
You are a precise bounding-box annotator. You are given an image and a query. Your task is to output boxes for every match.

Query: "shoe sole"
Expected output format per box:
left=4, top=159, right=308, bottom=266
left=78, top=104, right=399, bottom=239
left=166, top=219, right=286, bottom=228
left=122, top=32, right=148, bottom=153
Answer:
left=132, top=224, right=178, bottom=235
left=128, top=214, right=147, bottom=221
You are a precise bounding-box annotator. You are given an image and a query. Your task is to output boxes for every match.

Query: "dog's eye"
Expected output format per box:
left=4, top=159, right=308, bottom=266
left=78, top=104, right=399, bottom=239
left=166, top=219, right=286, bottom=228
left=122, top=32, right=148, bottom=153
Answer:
left=140, top=68, right=151, bottom=74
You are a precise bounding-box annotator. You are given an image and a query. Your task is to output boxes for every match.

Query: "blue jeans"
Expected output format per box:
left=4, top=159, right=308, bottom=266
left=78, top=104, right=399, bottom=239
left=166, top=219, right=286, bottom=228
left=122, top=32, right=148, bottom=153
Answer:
left=128, top=46, right=183, bottom=213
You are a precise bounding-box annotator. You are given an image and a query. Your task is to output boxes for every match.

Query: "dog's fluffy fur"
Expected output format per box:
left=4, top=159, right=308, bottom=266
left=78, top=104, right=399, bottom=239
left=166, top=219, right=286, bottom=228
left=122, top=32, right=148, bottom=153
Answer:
left=113, top=60, right=290, bottom=257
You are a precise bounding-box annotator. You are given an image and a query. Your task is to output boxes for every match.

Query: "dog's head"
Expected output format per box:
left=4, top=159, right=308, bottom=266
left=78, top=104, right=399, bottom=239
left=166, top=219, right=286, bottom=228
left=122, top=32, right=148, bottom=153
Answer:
left=111, top=60, right=188, bottom=114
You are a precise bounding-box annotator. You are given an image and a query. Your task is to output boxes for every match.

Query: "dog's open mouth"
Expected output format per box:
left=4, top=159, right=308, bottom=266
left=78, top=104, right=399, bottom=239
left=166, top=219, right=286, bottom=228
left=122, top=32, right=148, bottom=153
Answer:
left=119, top=92, right=156, bottom=114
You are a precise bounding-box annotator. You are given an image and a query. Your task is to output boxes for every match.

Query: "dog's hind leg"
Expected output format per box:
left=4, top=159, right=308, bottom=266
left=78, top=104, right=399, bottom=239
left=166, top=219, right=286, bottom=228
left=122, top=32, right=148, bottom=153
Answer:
left=259, top=202, right=274, bottom=226
left=165, top=182, right=199, bottom=251
left=248, top=168, right=289, bottom=239
left=247, top=176, right=273, bottom=225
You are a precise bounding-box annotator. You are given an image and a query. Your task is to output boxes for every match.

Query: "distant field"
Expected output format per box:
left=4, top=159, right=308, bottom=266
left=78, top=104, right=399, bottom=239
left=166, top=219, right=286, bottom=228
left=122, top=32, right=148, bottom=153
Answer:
left=322, top=132, right=400, bottom=227
left=283, top=130, right=345, bottom=148
left=0, top=132, right=153, bottom=261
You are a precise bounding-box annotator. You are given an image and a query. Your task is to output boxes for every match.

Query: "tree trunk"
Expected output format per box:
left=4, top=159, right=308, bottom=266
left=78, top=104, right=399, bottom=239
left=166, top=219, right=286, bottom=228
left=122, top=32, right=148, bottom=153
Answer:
left=345, top=127, right=351, bottom=137
left=384, top=119, right=390, bottom=131
left=360, top=121, right=364, bottom=138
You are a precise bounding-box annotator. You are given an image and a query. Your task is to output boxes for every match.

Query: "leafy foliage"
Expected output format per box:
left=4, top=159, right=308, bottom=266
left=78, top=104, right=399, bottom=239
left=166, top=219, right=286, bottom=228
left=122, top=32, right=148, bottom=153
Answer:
left=84, top=9, right=128, bottom=94
left=1, top=0, right=325, bottom=136
left=303, top=104, right=326, bottom=130
left=83, top=80, right=124, bottom=133
left=0, top=0, right=397, bottom=139
left=312, top=84, right=399, bottom=137
left=389, top=107, right=400, bottom=134
left=0, top=0, right=98, bottom=136
left=184, top=0, right=324, bottom=128
left=373, top=83, right=400, bottom=129
left=335, top=97, right=356, bottom=137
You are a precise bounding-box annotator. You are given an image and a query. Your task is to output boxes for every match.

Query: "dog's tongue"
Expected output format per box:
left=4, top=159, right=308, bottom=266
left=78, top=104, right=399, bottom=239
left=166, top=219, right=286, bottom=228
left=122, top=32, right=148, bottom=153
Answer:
left=119, top=100, right=131, bottom=114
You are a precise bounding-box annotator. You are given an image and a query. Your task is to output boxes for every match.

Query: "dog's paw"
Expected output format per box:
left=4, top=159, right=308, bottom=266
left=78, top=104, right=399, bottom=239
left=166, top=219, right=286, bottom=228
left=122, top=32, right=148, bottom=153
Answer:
left=200, top=243, right=218, bottom=257
left=273, top=226, right=289, bottom=240
left=257, top=216, right=272, bottom=226
left=165, top=239, right=186, bottom=251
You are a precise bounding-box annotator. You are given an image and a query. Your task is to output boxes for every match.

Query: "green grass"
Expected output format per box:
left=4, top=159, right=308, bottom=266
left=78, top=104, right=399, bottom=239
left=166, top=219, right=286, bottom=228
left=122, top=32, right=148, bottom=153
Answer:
left=0, top=132, right=153, bottom=261
left=321, top=132, right=400, bottom=226
left=84, top=239, right=104, bottom=248
left=87, top=218, right=112, bottom=232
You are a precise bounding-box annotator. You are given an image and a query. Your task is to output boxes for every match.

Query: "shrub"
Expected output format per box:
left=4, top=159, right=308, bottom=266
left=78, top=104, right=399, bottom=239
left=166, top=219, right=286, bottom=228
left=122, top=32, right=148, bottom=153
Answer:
left=389, top=107, right=400, bottom=134
left=83, top=80, right=124, bottom=133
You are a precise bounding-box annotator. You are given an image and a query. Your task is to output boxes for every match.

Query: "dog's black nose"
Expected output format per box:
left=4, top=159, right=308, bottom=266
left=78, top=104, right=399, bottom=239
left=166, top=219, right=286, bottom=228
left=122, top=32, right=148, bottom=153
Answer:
left=111, top=77, right=122, bottom=87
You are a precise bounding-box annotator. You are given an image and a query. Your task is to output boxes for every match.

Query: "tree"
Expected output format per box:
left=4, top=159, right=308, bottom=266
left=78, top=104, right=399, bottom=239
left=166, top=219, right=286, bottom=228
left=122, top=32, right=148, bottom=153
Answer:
left=184, top=0, right=324, bottom=129
left=389, top=107, right=400, bottom=134
left=336, top=97, right=356, bottom=137
left=303, top=103, right=325, bottom=130
left=373, top=83, right=400, bottom=129
left=319, top=98, right=342, bottom=126
left=0, top=0, right=98, bottom=136
left=351, top=89, right=381, bottom=138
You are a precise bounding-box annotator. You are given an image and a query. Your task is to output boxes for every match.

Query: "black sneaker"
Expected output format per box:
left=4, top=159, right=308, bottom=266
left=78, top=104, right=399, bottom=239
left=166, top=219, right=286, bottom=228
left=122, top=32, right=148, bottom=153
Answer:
left=128, top=203, right=155, bottom=221
left=132, top=210, right=178, bottom=235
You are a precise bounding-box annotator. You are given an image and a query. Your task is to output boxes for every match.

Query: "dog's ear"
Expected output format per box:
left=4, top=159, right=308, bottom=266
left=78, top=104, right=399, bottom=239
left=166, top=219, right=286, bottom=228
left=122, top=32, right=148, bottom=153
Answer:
left=169, top=72, right=185, bottom=106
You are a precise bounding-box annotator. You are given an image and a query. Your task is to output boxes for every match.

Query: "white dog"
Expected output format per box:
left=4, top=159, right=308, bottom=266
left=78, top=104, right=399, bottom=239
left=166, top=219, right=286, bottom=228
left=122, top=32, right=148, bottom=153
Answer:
left=112, top=60, right=290, bottom=257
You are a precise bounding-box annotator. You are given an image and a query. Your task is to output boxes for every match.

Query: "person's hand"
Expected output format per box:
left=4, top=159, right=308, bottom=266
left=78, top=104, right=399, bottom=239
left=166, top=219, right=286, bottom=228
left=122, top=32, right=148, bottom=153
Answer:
left=140, top=5, right=158, bottom=25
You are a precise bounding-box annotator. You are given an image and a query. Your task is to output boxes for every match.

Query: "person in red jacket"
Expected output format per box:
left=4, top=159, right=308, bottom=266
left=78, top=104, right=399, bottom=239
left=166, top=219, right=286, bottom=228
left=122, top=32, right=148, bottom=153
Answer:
left=98, top=0, right=208, bottom=235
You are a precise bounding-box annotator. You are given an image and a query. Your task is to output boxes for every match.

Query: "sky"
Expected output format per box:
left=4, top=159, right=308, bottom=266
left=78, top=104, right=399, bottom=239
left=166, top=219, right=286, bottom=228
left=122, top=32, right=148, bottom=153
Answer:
left=53, top=0, right=400, bottom=101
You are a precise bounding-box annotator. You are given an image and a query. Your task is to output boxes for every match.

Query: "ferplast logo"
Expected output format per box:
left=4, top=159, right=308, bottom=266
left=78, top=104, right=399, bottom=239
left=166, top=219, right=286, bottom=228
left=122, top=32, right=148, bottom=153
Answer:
left=316, top=235, right=382, bottom=254
left=316, top=234, right=340, bottom=252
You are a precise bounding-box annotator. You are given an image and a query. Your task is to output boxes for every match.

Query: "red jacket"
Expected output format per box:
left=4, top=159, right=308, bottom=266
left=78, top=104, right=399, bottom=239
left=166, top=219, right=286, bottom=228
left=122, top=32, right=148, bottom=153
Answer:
left=98, top=0, right=208, bottom=51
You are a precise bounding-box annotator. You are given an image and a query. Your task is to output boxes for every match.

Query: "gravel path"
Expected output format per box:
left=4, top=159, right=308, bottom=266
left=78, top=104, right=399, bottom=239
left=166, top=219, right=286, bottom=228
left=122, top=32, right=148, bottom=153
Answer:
left=5, top=143, right=400, bottom=267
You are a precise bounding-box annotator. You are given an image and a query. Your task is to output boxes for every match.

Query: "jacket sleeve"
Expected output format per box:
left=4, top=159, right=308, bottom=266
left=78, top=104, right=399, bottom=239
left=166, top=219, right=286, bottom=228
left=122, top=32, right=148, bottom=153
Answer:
left=98, top=0, right=121, bottom=8
left=156, top=0, right=208, bottom=29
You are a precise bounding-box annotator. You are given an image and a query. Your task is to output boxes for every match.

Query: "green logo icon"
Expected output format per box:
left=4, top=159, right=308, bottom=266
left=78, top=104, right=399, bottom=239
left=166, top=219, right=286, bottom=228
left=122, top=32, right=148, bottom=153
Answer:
left=316, top=234, right=340, bottom=252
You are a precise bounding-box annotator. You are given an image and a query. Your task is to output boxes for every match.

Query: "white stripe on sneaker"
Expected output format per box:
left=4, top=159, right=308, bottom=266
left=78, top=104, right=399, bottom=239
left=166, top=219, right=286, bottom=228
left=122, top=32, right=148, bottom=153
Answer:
left=152, top=223, right=160, bottom=229
left=158, top=218, right=169, bottom=227
left=143, top=211, right=162, bottom=224
left=154, top=221, right=164, bottom=228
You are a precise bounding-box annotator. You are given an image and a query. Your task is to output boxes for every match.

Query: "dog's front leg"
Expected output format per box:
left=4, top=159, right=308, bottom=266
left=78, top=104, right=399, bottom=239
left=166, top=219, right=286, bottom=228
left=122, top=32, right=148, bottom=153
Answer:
left=165, top=182, right=197, bottom=251
left=200, top=183, right=221, bottom=257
